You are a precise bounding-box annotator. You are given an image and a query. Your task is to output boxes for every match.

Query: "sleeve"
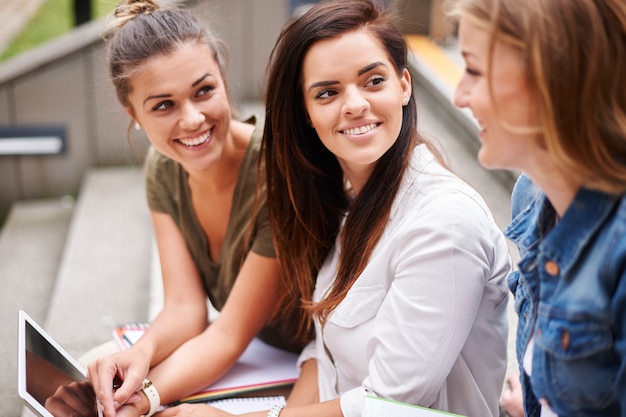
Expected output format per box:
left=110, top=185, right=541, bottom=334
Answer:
left=250, top=201, right=276, bottom=258
left=341, top=188, right=509, bottom=415
left=144, top=146, right=174, bottom=214
left=296, top=339, right=317, bottom=370
left=247, top=124, right=276, bottom=259
left=611, top=234, right=626, bottom=416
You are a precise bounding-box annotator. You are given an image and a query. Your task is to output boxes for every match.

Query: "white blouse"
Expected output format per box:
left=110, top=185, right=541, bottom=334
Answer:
left=299, top=145, right=511, bottom=417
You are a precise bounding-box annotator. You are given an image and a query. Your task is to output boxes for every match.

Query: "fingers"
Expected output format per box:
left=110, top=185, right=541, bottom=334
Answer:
left=88, top=357, right=118, bottom=417
left=112, top=371, right=145, bottom=407
left=506, top=373, right=522, bottom=391
left=501, top=373, right=523, bottom=417
left=87, top=352, right=150, bottom=417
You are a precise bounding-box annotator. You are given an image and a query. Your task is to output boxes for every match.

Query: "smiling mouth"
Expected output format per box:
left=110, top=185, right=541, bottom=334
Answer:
left=177, top=129, right=212, bottom=146
left=341, top=123, right=380, bottom=136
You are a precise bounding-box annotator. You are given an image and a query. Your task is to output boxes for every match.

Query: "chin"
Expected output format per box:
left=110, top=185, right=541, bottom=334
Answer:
left=477, top=149, right=501, bottom=171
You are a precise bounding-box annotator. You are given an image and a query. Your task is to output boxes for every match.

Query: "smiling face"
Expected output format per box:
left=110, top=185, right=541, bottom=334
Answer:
left=126, top=42, right=232, bottom=172
left=301, top=28, right=411, bottom=190
left=454, top=17, right=541, bottom=173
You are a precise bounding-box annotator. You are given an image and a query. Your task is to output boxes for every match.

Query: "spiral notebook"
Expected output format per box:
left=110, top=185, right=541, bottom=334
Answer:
left=113, top=323, right=299, bottom=402
left=208, top=395, right=285, bottom=414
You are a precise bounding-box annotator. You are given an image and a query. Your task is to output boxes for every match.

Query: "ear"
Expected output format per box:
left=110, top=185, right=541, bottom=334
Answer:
left=400, top=68, right=412, bottom=101
left=124, top=106, right=136, bottom=121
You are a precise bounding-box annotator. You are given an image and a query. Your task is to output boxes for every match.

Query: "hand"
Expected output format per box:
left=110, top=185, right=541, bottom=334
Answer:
left=87, top=348, right=149, bottom=417
left=156, top=403, right=233, bottom=417
left=45, top=380, right=99, bottom=417
left=500, top=372, right=524, bottom=417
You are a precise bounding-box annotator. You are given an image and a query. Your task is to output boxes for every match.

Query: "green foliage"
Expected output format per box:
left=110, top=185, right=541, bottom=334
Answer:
left=0, top=0, right=117, bottom=61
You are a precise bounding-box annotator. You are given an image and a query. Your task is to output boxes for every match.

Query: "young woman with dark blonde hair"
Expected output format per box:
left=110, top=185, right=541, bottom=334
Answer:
left=454, top=0, right=626, bottom=415
left=77, top=1, right=307, bottom=416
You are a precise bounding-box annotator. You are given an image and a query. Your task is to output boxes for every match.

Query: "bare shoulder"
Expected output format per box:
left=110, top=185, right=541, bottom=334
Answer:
left=230, top=119, right=256, bottom=150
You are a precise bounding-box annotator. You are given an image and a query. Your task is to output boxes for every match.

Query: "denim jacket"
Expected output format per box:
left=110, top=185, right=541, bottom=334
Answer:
left=505, top=174, right=626, bottom=417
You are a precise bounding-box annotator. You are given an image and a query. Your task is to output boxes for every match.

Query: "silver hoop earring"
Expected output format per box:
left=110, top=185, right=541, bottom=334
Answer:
left=134, top=122, right=141, bottom=131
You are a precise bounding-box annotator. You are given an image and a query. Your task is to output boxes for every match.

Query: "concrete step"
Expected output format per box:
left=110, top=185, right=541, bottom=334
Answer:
left=0, top=197, right=74, bottom=417
left=4, top=167, right=154, bottom=417
left=44, top=166, right=153, bottom=360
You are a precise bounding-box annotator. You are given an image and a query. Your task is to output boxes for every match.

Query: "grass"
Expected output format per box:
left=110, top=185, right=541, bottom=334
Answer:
left=0, top=0, right=117, bottom=61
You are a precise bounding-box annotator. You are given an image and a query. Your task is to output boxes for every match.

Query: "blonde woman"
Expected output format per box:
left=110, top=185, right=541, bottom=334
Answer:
left=454, top=0, right=626, bottom=415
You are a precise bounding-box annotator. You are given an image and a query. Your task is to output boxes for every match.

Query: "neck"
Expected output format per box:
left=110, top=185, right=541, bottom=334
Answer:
left=186, top=120, right=252, bottom=192
left=528, top=171, right=581, bottom=218
left=340, top=164, right=374, bottom=197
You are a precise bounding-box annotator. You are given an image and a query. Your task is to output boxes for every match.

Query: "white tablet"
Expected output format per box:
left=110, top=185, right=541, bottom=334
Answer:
left=17, top=309, right=101, bottom=417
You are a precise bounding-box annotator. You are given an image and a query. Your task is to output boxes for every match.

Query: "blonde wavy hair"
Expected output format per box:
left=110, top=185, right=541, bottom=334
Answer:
left=451, top=0, right=626, bottom=194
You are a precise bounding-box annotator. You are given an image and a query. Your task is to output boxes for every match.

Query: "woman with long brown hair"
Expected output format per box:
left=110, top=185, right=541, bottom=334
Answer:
left=259, top=1, right=509, bottom=416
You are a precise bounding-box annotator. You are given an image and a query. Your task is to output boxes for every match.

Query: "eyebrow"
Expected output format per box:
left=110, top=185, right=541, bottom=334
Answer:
left=306, top=61, right=387, bottom=92
left=143, top=73, right=213, bottom=105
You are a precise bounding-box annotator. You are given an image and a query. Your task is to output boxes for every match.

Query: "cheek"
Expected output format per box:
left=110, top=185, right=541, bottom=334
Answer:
left=469, top=84, right=493, bottom=113
left=308, top=105, right=336, bottom=131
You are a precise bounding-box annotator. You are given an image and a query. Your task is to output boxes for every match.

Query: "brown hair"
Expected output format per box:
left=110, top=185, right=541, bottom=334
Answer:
left=103, top=0, right=230, bottom=112
left=452, top=0, right=626, bottom=193
left=263, top=0, right=441, bottom=342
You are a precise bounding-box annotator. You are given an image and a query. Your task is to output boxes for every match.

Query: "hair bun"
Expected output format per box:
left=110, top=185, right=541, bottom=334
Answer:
left=112, top=0, right=160, bottom=28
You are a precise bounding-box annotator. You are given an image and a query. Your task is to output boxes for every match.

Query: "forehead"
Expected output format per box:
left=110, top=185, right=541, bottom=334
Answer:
left=459, top=17, right=526, bottom=74
left=458, top=17, right=491, bottom=58
left=130, top=43, right=222, bottom=92
left=302, top=29, right=392, bottom=78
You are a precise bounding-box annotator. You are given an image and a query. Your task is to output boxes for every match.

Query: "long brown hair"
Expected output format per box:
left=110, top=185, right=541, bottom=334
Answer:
left=452, top=0, right=626, bottom=193
left=263, top=0, right=439, bottom=342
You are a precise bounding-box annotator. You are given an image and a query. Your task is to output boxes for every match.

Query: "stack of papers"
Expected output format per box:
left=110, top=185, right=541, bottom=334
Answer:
left=113, top=324, right=299, bottom=402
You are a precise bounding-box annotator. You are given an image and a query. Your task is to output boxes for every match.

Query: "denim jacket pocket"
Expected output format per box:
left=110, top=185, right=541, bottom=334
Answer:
left=535, top=314, right=616, bottom=410
left=328, top=285, right=386, bottom=328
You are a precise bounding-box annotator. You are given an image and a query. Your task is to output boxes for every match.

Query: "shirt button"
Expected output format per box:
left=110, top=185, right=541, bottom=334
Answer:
left=545, top=260, right=559, bottom=276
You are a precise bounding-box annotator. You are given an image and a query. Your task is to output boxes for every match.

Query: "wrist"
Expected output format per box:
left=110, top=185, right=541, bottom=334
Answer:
left=139, top=379, right=160, bottom=417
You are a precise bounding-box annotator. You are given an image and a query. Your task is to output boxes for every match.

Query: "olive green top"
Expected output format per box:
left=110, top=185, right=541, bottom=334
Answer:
left=144, top=120, right=303, bottom=352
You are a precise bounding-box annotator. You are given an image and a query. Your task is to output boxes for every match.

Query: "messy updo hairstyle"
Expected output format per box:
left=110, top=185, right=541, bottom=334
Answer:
left=103, top=0, right=230, bottom=112
left=451, top=0, right=626, bottom=194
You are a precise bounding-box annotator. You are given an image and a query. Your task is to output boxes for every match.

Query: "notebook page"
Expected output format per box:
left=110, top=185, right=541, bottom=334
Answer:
left=208, top=395, right=285, bottom=414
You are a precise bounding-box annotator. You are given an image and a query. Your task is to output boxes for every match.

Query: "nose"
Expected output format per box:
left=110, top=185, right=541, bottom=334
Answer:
left=179, top=102, right=205, bottom=130
left=343, top=86, right=369, bottom=116
left=453, top=78, right=469, bottom=109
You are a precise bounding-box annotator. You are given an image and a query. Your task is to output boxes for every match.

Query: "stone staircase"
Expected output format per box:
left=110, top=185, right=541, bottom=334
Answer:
left=0, top=166, right=154, bottom=417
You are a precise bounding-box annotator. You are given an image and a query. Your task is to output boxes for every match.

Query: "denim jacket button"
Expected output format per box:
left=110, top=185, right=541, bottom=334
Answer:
left=561, top=330, right=570, bottom=350
left=545, top=260, right=559, bottom=276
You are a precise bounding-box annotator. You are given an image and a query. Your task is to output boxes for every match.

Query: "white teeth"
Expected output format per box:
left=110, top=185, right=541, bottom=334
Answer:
left=179, top=130, right=211, bottom=146
left=343, top=123, right=377, bottom=136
